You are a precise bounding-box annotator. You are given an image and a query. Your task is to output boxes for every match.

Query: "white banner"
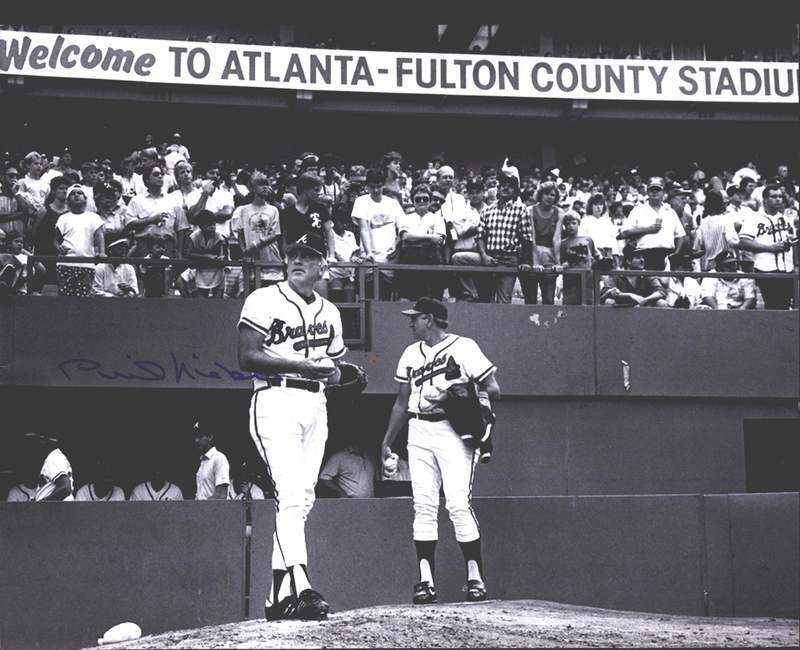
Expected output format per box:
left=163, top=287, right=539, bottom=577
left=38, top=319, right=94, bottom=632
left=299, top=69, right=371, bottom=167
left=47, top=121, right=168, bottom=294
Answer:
left=1, top=30, right=797, bottom=103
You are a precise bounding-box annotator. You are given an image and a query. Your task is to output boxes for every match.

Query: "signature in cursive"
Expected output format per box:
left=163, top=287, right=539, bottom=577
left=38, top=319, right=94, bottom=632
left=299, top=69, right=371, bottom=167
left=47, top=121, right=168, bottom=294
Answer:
left=58, top=352, right=269, bottom=384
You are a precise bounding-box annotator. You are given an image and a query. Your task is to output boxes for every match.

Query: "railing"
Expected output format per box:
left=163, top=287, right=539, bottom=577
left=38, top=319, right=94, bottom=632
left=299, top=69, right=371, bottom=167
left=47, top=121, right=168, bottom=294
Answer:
left=21, top=256, right=800, bottom=350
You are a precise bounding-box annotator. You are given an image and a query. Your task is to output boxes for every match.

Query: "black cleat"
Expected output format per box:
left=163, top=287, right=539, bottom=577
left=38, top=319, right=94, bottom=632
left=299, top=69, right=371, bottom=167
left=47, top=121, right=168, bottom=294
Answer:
left=413, top=581, right=438, bottom=605
left=265, top=595, right=297, bottom=621
left=294, top=589, right=330, bottom=620
left=464, top=579, right=487, bottom=602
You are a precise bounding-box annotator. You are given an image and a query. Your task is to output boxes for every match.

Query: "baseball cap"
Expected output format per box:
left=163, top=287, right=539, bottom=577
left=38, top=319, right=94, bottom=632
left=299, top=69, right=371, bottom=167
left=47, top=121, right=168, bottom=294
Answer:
left=105, top=234, right=129, bottom=253
left=365, top=168, right=384, bottom=185
left=66, top=183, right=85, bottom=198
left=667, top=183, right=691, bottom=198
left=646, top=176, right=665, bottom=190
left=715, top=250, right=739, bottom=267
left=172, top=132, right=182, bottom=139
left=285, top=232, right=325, bottom=258
left=401, top=297, right=449, bottom=326
left=348, top=165, right=367, bottom=183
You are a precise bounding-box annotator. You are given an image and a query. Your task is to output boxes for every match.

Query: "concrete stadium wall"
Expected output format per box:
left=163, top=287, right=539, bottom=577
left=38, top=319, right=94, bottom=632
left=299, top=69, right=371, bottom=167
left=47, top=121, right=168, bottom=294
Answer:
left=3, top=298, right=798, bottom=399
left=0, top=494, right=796, bottom=649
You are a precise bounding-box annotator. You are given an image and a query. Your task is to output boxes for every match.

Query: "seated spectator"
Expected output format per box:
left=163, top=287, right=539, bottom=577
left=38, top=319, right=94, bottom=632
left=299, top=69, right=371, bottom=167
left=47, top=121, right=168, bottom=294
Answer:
left=227, top=463, right=266, bottom=500
left=4, top=230, right=45, bottom=295
left=318, top=441, right=377, bottom=498
left=192, top=421, right=230, bottom=500
left=232, top=170, right=283, bottom=293
left=665, top=251, right=704, bottom=309
left=129, top=460, right=184, bottom=501
left=181, top=209, right=225, bottom=298
left=352, top=168, right=404, bottom=300
left=20, top=431, right=74, bottom=501
left=559, top=212, right=601, bottom=305
left=138, top=234, right=172, bottom=298
left=396, top=183, right=447, bottom=301
left=54, top=185, right=105, bottom=297
left=600, top=246, right=668, bottom=307
left=75, top=460, right=125, bottom=501
left=78, top=161, right=100, bottom=213
left=328, top=205, right=363, bottom=302
left=693, top=190, right=739, bottom=271
left=92, top=234, right=139, bottom=297
left=700, top=250, right=756, bottom=310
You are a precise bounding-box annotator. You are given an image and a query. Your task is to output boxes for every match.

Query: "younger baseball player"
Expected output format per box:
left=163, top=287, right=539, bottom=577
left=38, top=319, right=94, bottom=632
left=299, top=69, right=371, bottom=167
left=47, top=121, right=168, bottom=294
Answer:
left=382, top=297, right=500, bottom=605
left=238, top=231, right=348, bottom=621
left=19, top=432, right=75, bottom=501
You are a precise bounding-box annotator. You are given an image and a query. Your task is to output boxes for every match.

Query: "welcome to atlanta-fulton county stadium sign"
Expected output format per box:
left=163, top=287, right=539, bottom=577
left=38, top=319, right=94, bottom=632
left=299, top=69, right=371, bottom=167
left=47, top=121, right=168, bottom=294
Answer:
left=1, top=30, right=798, bottom=104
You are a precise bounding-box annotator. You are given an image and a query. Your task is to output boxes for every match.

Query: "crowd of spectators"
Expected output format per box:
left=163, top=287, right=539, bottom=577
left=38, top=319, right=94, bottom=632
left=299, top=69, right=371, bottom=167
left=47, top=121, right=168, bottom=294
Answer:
left=0, top=133, right=797, bottom=308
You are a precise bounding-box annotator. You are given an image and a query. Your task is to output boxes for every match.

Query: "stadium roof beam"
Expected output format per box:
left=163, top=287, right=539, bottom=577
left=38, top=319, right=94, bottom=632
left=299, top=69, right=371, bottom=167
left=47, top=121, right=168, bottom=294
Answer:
left=437, top=23, right=483, bottom=53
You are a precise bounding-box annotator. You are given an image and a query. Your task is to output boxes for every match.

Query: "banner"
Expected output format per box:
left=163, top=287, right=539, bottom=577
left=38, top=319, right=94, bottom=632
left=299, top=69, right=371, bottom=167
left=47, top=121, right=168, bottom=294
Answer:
left=1, top=30, right=798, bottom=103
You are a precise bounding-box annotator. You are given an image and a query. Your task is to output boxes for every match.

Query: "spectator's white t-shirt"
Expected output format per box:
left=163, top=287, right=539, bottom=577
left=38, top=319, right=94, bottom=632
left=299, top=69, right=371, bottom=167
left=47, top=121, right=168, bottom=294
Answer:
left=398, top=211, right=447, bottom=238
left=330, top=229, right=360, bottom=280
left=232, top=202, right=283, bottom=281
left=624, top=202, right=685, bottom=250
left=319, top=448, right=376, bottom=497
left=16, top=174, right=49, bottom=211
left=351, top=194, right=404, bottom=263
left=195, top=447, right=230, bottom=500
left=55, top=211, right=104, bottom=268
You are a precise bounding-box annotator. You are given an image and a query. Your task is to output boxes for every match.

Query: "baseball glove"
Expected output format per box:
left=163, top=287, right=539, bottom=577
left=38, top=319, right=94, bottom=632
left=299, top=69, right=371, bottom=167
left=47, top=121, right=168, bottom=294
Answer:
left=324, top=362, right=368, bottom=395
left=441, top=381, right=496, bottom=461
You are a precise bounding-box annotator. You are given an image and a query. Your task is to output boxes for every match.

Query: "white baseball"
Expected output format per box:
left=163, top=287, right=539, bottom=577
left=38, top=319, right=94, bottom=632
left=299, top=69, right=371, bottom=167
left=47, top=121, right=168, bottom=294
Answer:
left=314, top=358, right=336, bottom=371
left=421, top=385, right=442, bottom=403
left=383, top=453, right=399, bottom=477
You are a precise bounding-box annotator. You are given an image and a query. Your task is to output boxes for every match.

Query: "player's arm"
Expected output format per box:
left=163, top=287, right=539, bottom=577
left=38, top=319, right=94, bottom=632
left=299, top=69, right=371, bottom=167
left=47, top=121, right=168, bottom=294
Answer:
left=478, top=373, right=500, bottom=401
left=39, top=475, right=72, bottom=501
left=211, top=484, right=228, bottom=500
left=381, top=382, right=411, bottom=462
left=237, top=324, right=336, bottom=380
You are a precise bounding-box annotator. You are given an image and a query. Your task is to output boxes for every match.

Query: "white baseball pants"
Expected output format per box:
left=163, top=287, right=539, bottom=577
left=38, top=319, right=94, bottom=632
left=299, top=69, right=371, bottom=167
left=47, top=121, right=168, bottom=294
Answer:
left=250, top=387, right=328, bottom=569
left=408, top=418, right=480, bottom=543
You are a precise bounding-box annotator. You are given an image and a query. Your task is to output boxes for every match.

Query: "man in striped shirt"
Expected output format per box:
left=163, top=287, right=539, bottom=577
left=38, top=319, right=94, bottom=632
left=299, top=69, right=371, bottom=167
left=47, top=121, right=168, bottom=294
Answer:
left=475, top=174, right=534, bottom=303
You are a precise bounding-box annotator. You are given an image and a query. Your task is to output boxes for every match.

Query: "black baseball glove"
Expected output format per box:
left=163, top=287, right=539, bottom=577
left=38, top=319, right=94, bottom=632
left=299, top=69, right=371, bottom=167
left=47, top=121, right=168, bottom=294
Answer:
left=324, top=362, right=368, bottom=396
left=441, top=381, right=496, bottom=462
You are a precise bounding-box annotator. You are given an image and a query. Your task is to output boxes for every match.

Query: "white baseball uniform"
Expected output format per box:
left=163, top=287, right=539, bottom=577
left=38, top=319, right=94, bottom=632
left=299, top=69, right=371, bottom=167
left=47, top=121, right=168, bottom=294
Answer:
left=75, top=483, right=126, bottom=502
left=6, top=483, right=37, bottom=502
left=395, top=334, right=496, bottom=542
left=129, top=481, right=184, bottom=501
left=239, top=280, right=346, bottom=569
left=35, top=448, right=74, bottom=501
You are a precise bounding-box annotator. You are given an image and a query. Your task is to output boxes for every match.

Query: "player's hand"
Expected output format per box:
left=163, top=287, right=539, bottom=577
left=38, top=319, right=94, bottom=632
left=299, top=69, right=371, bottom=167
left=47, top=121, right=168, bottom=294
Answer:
left=382, top=445, right=394, bottom=462
left=518, top=263, right=532, bottom=273
left=481, top=255, right=498, bottom=266
left=532, top=264, right=544, bottom=273
left=298, top=358, right=338, bottom=380
left=552, top=264, right=564, bottom=273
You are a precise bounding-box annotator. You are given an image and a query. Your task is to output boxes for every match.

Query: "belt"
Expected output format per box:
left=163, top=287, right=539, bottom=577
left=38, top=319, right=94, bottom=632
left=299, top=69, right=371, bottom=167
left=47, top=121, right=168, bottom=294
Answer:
left=409, top=412, right=448, bottom=422
left=257, top=377, right=321, bottom=393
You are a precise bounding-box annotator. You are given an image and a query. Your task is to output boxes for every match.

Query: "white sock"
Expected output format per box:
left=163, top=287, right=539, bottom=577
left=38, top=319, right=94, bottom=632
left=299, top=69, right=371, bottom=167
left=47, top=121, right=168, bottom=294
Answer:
left=290, top=565, right=313, bottom=594
left=419, top=559, right=434, bottom=585
left=467, top=560, right=482, bottom=582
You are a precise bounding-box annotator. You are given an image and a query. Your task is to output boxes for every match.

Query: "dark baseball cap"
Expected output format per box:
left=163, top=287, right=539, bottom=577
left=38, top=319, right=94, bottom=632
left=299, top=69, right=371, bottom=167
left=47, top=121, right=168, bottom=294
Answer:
left=285, top=232, right=325, bottom=258
left=401, top=297, right=448, bottom=325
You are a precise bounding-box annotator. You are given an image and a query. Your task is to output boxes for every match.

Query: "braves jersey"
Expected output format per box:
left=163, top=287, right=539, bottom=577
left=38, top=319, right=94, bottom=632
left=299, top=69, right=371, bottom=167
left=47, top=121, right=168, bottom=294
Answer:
left=238, top=281, right=347, bottom=391
left=75, top=483, right=126, bottom=502
left=129, top=481, right=184, bottom=501
left=6, top=483, right=37, bottom=502
left=395, top=334, right=496, bottom=415
left=739, top=210, right=795, bottom=272
left=36, top=448, right=74, bottom=501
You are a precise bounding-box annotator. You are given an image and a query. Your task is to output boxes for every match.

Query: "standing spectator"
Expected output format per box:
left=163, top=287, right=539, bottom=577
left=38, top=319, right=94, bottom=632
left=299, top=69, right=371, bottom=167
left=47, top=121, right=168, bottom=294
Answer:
left=138, top=235, right=172, bottom=298
left=352, top=168, right=405, bottom=300
left=163, top=143, right=187, bottom=179
left=524, top=181, right=565, bottom=304
left=95, top=183, right=134, bottom=239
left=396, top=184, right=447, bottom=301
left=232, top=170, right=284, bottom=291
left=14, top=152, right=49, bottom=230
left=29, top=175, right=70, bottom=287
left=192, top=421, right=230, bottom=500
left=53, top=147, right=79, bottom=180
left=449, top=179, right=488, bottom=302
left=113, top=157, right=137, bottom=203
left=437, top=165, right=470, bottom=232
left=619, top=176, right=686, bottom=271
left=600, top=247, right=668, bottom=307
left=125, top=163, right=189, bottom=258
left=183, top=210, right=225, bottom=298
left=20, top=432, right=74, bottom=501
left=132, top=148, right=176, bottom=196
left=92, top=234, right=139, bottom=297
left=700, top=250, right=756, bottom=310
left=1, top=165, right=27, bottom=241
left=77, top=161, right=100, bottom=213
left=54, top=185, right=105, bottom=297
left=281, top=173, right=336, bottom=274
left=579, top=193, right=619, bottom=266
left=559, top=212, right=601, bottom=305
left=328, top=205, right=362, bottom=302
left=776, top=164, right=796, bottom=199
left=666, top=184, right=695, bottom=255
left=75, top=461, right=125, bottom=502
left=381, top=151, right=406, bottom=205
left=737, top=184, right=796, bottom=310
left=476, top=174, right=534, bottom=304
left=129, top=460, right=184, bottom=501
left=318, top=442, right=377, bottom=498
left=169, top=160, right=205, bottom=226
left=170, top=132, right=191, bottom=160
left=693, top=190, right=740, bottom=271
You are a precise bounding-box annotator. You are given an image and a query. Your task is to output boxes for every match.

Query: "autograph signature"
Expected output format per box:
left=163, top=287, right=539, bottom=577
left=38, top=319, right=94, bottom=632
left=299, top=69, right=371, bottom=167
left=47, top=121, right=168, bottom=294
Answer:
left=58, top=352, right=269, bottom=384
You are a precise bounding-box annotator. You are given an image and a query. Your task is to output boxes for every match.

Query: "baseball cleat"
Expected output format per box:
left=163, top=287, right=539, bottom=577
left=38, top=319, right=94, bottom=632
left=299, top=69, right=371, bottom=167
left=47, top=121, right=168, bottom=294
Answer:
left=265, top=595, right=297, bottom=621
left=479, top=450, right=492, bottom=464
left=412, top=581, right=438, bottom=605
left=294, top=589, right=330, bottom=620
left=464, top=579, right=487, bottom=602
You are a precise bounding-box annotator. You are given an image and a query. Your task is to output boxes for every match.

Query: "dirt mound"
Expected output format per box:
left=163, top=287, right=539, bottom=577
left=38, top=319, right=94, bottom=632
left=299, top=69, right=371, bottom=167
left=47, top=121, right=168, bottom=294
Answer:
left=89, top=600, right=799, bottom=648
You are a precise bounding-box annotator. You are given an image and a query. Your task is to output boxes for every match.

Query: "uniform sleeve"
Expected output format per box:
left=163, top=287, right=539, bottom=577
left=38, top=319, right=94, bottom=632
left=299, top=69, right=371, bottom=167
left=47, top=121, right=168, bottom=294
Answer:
left=460, top=338, right=496, bottom=382
left=326, top=304, right=347, bottom=359
left=238, top=289, right=272, bottom=336
left=214, top=453, right=231, bottom=487
left=171, top=485, right=185, bottom=500
left=41, top=449, right=71, bottom=483
left=738, top=213, right=758, bottom=240
left=394, top=347, right=412, bottom=383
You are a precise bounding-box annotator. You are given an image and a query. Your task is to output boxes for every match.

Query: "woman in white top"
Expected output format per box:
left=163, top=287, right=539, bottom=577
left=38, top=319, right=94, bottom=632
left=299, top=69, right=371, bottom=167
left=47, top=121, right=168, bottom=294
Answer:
left=579, top=193, right=620, bottom=267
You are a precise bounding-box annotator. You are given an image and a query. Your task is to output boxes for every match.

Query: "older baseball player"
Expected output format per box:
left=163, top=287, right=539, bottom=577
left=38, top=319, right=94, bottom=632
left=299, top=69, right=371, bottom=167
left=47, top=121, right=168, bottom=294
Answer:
left=19, top=432, right=75, bottom=501
left=382, top=297, right=500, bottom=605
left=238, top=231, right=347, bottom=621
